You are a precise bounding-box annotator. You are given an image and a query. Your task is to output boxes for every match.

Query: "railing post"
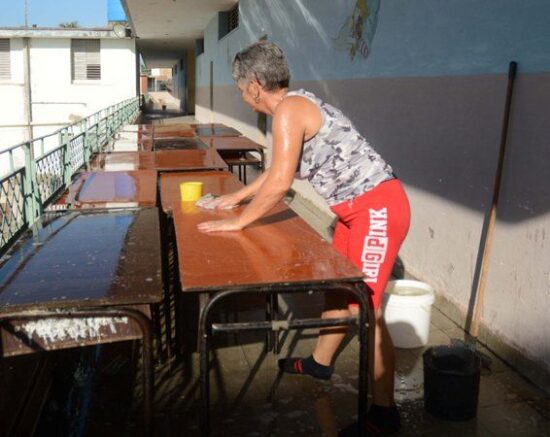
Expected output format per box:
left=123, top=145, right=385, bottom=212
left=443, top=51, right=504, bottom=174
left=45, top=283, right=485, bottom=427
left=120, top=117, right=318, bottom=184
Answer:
left=82, top=118, right=90, bottom=169
left=94, top=122, right=99, bottom=153
left=60, top=129, right=72, bottom=187
left=22, top=141, right=38, bottom=225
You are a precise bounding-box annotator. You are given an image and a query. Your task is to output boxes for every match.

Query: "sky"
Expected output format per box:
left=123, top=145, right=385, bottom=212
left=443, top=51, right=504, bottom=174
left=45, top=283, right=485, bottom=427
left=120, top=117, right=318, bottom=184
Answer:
left=0, top=0, right=108, bottom=28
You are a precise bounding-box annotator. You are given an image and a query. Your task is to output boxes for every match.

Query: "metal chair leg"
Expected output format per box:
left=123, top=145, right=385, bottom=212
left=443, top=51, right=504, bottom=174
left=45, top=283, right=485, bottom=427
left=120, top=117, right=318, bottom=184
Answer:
left=265, top=294, right=273, bottom=352
left=271, top=293, right=279, bottom=354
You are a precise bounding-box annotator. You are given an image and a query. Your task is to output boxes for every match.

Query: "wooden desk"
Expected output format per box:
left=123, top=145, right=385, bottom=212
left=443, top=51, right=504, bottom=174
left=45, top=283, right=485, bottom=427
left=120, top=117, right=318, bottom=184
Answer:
left=160, top=171, right=242, bottom=216
left=199, top=136, right=266, bottom=181
left=193, top=124, right=241, bottom=137
left=153, top=137, right=208, bottom=151
left=199, top=136, right=265, bottom=153
left=153, top=123, right=193, bottom=132
left=153, top=128, right=196, bottom=139
left=65, top=171, right=157, bottom=209
left=89, top=152, right=156, bottom=171
left=167, top=171, right=369, bottom=436
left=0, top=208, right=162, bottom=428
left=154, top=149, right=228, bottom=172
left=173, top=198, right=363, bottom=292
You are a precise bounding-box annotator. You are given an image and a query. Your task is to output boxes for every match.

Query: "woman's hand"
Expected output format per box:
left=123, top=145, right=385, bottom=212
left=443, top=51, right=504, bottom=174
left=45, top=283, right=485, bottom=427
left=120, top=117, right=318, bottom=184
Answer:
left=213, top=193, right=242, bottom=210
left=197, top=218, right=244, bottom=233
left=200, top=193, right=242, bottom=210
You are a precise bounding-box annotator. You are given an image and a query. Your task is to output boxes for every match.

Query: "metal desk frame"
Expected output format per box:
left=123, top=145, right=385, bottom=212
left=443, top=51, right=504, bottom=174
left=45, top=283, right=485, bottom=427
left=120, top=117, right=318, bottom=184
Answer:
left=0, top=307, right=154, bottom=432
left=197, top=281, right=370, bottom=437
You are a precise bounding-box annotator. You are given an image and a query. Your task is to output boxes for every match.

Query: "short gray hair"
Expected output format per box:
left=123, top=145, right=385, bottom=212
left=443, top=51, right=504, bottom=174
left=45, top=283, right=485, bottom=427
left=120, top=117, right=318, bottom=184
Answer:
left=232, top=41, right=290, bottom=91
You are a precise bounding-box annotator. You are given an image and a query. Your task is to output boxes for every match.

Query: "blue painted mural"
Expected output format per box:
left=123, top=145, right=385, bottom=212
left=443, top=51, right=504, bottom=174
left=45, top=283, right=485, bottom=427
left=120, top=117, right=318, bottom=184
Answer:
left=197, top=0, right=550, bottom=87
left=334, top=0, right=380, bottom=60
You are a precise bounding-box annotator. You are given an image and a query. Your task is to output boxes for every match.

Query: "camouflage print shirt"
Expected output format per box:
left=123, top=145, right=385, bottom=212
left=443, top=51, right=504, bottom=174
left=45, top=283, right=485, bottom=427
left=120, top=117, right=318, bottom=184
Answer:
left=286, top=89, right=394, bottom=205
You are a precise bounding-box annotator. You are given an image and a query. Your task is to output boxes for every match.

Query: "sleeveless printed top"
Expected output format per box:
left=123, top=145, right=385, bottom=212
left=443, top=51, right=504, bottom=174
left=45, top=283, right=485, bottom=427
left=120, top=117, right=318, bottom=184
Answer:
left=286, top=89, right=394, bottom=205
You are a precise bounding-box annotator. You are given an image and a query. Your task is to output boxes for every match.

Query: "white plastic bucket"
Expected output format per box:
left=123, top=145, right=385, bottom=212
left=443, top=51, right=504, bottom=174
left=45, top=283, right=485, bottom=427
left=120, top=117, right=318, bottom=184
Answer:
left=383, top=280, right=435, bottom=349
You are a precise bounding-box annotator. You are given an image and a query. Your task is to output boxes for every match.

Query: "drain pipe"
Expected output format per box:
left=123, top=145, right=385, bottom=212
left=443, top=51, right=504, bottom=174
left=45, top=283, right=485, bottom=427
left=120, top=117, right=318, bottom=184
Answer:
left=23, top=37, right=34, bottom=141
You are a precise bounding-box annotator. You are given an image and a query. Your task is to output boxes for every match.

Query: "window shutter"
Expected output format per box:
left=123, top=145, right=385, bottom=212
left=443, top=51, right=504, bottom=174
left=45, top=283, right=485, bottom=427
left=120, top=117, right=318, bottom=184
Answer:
left=228, top=4, right=239, bottom=33
left=0, top=39, right=10, bottom=80
left=72, top=39, right=101, bottom=81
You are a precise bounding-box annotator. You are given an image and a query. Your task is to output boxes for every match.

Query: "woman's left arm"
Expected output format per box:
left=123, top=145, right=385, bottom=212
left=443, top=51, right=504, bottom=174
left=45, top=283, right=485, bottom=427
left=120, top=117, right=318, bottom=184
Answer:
left=198, top=99, right=305, bottom=232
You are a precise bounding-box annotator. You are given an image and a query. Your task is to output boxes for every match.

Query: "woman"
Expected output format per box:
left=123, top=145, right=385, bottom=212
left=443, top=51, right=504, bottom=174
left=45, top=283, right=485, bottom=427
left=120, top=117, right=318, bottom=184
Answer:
left=198, top=41, right=410, bottom=435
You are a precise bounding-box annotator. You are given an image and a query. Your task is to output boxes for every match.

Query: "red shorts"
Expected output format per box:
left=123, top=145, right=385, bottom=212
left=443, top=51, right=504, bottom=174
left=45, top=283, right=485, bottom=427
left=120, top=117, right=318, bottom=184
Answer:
left=330, top=179, right=410, bottom=310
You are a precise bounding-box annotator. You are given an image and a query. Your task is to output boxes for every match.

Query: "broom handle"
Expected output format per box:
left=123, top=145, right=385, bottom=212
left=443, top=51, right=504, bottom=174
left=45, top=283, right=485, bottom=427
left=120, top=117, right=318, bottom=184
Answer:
left=470, top=61, right=517, bottom=338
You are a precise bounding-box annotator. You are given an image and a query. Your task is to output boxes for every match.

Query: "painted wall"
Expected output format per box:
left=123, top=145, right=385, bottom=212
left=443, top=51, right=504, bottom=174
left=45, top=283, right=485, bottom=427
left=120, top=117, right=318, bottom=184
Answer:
left=0, top=38, right=26, bottom=149
left=186, top=50, right=196, bottom=114
left=195, top=0, right=550, bottom=386
left=171, top=54, right=189, bottom=113
left=0, top=37, right=137, bottom=154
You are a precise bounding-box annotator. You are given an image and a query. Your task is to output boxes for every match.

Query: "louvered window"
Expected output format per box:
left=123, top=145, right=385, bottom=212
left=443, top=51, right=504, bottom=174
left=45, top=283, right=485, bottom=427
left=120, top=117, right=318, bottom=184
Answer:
left=228, top=4, right=239, bottom=33
left=218, top=3, right=239, bottom=39
left=71, top=39, right=101, bottom=81
left=0, top=39, right=10, bottom=80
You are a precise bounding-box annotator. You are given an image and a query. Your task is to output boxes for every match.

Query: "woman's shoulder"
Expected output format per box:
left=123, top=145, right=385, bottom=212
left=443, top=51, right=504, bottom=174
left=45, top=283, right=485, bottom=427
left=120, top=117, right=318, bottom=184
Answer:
left=276, top=91, right=324, bottom=137
left=286, top=88, right=320, bottom=102
left=278, top=90, right=321, bottom=115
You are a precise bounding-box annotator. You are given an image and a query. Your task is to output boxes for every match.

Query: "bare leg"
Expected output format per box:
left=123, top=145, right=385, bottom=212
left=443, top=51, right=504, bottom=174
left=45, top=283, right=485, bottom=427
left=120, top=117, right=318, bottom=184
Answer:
left=370, top=308, right=395, bottom=406
left=312, top=306, right=396, bottom=406
left=312, top=308, right=351, bottom=366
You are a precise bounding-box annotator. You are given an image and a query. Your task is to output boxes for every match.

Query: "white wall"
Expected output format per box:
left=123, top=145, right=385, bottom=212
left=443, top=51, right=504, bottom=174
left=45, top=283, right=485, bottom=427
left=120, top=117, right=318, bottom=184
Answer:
left=0, top=36, right=137, bottom=153
left=0, top=38, right=26, bottom=149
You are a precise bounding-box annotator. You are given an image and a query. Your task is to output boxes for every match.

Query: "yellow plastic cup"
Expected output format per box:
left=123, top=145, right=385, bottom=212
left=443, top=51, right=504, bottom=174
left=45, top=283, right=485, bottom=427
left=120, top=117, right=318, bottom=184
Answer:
left=180, top=181, right=203, bottom=202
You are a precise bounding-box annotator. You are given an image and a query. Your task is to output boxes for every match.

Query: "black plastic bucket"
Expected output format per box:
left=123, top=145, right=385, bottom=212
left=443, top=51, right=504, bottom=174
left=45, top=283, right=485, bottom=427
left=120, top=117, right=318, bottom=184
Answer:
left=423, top=345, right=481, bottom=420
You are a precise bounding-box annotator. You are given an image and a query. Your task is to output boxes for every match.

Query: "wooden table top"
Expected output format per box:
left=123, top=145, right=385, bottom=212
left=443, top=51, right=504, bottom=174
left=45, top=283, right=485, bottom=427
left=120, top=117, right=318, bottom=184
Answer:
left=153, top=123, right=193, bottom=132
left=89, top=152, right=156, bottom=171
left=0, top=208, right=162, bottom=313
left=171, top=172, right=363, bottom=292
left=160, top=171, right=242, bottom=215
left=199, top=136, right=266, bottom=151
left=153, top=129, right=197, bottom=139
left=153, top=137, right=208, bottom=151
left=66, top=171, right=157, bottom=208
left=154, top=149, right=228, bottom=172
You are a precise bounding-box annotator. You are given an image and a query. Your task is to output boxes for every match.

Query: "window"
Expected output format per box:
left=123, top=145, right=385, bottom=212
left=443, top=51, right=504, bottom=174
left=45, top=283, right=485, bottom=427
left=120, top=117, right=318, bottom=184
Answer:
left=71, top=39, right=101, bottom=81
left=228, top=3, right=239, bottom=33
left=0, top=39, right=10, bottom=80
left=195, top=38, right=204, bottom=56
left=218, top=3, right=239, bottom=39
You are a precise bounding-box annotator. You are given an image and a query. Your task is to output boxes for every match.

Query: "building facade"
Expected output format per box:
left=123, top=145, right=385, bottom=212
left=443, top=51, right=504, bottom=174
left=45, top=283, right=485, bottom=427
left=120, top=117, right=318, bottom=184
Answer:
left=0, top=27, right=137, bottom=151
left=191, top=0, right=550, bottom=389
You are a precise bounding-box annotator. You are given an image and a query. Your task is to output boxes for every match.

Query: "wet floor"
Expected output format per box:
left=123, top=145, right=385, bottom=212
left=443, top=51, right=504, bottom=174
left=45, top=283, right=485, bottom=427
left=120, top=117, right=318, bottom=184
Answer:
left=34, top=294, right=550, bottom=437
left=27, top=126, right=550, bottom=436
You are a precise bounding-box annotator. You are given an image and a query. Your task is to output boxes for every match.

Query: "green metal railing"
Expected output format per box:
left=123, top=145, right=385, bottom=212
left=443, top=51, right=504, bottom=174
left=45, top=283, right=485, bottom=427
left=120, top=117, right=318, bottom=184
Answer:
left=0, top=96, right=140, bottom=254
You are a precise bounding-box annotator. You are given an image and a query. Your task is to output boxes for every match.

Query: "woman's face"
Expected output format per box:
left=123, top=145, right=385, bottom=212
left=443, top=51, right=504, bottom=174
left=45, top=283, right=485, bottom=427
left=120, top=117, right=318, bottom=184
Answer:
left=237, top=80, right=261, bottom=112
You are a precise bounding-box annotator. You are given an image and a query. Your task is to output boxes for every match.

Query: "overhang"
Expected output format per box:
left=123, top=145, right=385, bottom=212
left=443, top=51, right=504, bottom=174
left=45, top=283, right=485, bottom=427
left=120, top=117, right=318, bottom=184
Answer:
left=122, top=0, right=237, bottom=68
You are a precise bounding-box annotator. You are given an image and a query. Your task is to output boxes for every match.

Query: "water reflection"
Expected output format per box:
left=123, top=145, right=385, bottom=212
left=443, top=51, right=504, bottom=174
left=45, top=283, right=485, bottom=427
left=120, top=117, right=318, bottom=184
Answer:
left=0, top=209, right=156, bottom=308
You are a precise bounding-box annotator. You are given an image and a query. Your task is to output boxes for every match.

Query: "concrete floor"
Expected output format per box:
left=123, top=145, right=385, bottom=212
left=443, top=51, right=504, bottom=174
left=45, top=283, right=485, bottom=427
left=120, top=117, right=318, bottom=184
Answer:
left=67, top=292, right=548, bottom=437
left=155, top=156, right=549, bottom=436
left=34, top=127, right=550, bottom=436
